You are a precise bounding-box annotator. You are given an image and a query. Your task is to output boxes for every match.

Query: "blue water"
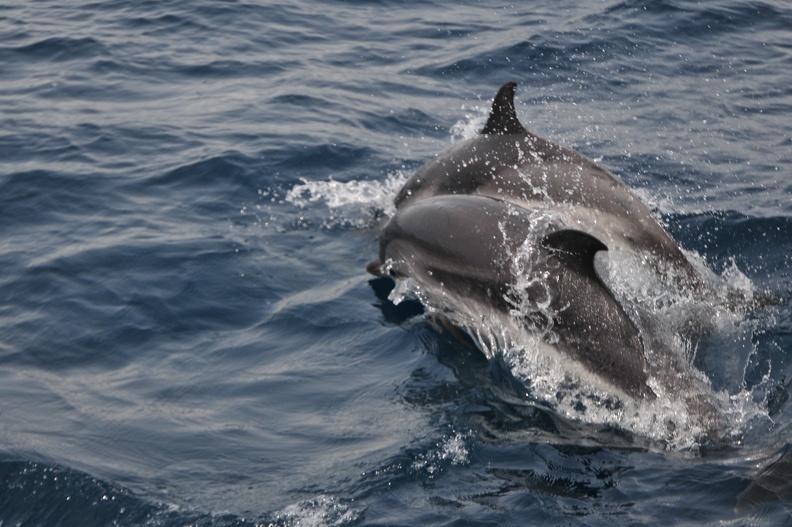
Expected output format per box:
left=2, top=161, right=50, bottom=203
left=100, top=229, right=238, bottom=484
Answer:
left=1, top=1, right=791, bottom=525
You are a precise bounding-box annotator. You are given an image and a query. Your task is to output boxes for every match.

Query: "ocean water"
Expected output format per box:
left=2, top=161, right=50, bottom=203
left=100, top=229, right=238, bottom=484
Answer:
left=1, top=1, right=791, bottom=525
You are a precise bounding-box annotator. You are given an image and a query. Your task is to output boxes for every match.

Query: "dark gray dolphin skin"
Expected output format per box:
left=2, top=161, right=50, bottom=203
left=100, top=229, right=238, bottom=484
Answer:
left=373, top=193, right=653, bottom=399
left=394, top=81, right=699, bottom=287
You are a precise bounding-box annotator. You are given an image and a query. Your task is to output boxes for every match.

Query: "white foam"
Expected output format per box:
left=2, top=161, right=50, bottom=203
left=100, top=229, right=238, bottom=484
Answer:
left=449, top=104, right=488, bottom=143
left=268, top=495, right=361, bottom=527
left=284, top=172, right=408, bottom=228
left=410, top=430, right=470, bottom=477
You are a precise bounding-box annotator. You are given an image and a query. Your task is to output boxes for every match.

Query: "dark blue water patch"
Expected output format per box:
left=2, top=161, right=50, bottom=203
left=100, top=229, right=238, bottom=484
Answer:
left=668, top=212, right=792, bottom=282
left=0, top=457, right=158, bottom=527
left=0, top=121, right=186, bottom=175
left=107, top=1, right=340, bottom=60
left=90, top=0, right=309, bottom=56
left=263, top=142, right=379, bottom=181
left=0, top=170, right=127, bottom=233
left=1, top=4, right=309, bottom=90
left=412, top=35, right=647, bottom=102
left=355, top=443, right=752, bottom=526
left=142, top=153, right=265, bottom=205
left=0, top=233, right=266, bottom=371
left=8, top=73, right=146, bottom=107
left=604, top=0, right=790, bottom=39
left=72, top=122, right=205, bottom=173
left=402, top=337, right=497, bottom=408
left=690, top=1, right=792, bottom=34
left=412, top=39, right=574, bottom=84
left=120, top=9, right=210, bottom=35
left=348, top=427, right=476, bottom=507
left=266, top=92, right=364, bottom=133
left=0, top=130, right=92, bottom=165
left=324, top=41, right=411, bottom=71
left=355, top=106, right=442, bottom=138
left=618, top=154, right=725, bottom=200
left=263, top=89, right=459, bottom=169
left=3, top=36, right=108, bottom=63
left=166, top=59, right=292, bottom=80
left=262, top=87, right=402, bottom=150
left=93, top=55, right=299, bottom=85
left=267, top=93, right=328, bottom=113
left=0, top=456, right=276, bottom=527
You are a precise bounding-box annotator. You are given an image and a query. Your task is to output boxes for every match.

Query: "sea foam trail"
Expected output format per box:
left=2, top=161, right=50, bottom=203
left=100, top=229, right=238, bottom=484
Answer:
left=285, top=173, right=408, bottom=229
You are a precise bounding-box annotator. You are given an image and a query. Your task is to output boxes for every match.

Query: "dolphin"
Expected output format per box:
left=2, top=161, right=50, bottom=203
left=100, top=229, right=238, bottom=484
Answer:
left=393, top=82, right=700, bottom=288
left=367, top=81, right=706, bottom=398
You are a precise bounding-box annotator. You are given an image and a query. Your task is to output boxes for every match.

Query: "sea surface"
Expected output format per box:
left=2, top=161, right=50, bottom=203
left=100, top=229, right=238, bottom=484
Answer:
left=1, top=1, right=791, bottom=525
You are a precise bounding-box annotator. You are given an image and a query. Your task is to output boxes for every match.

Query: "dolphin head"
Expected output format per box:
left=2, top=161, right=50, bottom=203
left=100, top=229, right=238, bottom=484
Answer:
left=373, top=195, right=526, bottom=311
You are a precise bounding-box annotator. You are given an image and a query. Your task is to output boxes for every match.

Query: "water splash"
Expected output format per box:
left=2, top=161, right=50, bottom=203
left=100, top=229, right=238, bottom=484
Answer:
left=267, top=495, right=361, bottom=527
left=285, top=172, right=408, bottom=229
left=410, top=430, right=471, bottom=478
left=450, top=104, right=488, bottom=143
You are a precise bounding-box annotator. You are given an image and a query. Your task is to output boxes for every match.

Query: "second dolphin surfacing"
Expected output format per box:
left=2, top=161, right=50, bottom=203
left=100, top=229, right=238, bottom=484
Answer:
left=372, top=193, right=654, bottom=400
left=367, top=82, right=715, bottom=404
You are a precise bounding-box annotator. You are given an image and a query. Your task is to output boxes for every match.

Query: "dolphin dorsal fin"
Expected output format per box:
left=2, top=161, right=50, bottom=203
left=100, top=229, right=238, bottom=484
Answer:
left=481, top=81, right=527, bottom=136
left=542, top=230, right=608, bottom=281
